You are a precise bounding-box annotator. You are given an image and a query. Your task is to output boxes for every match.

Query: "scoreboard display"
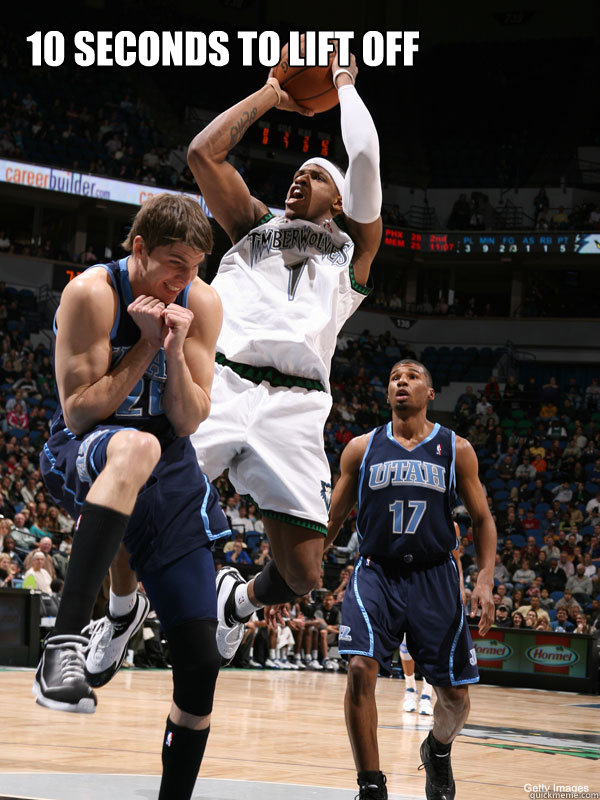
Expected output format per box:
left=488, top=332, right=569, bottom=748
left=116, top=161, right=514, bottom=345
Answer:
left=257, top=120, right=332, bottom=158
left=383, top=228, right=600, bottom=255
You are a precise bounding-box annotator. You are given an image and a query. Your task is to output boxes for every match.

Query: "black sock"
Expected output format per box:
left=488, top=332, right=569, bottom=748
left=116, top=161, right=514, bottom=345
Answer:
left=53, top=502, right=130, bottom=636
left=428, top=730, right=452, bottom=756
left=358, top=770, right=384, bottom=786
left=253, top=559, right=298, bottom=605
left=158, top=717, right=209, bottom=800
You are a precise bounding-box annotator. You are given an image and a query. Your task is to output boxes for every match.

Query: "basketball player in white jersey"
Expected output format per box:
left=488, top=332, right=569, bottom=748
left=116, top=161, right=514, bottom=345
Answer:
left=186, top=47, right=382, bottom=659
left=86, top=46, right=382, bottom=676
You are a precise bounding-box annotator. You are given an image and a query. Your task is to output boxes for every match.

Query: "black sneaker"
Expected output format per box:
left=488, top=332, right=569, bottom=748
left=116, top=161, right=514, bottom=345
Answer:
left=33, top=634, right=97, bottom=713
left=419, top=737, right=456, bottom=800
left=84, top=593, right=150, bottom=687
left=355, top=773, right=388, bottom=799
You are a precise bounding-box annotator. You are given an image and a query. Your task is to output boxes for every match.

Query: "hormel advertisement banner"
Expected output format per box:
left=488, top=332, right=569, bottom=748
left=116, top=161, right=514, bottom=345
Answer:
left=471, top=629, right=587, bottom=679
left=0, top=157, right=285, bottom=215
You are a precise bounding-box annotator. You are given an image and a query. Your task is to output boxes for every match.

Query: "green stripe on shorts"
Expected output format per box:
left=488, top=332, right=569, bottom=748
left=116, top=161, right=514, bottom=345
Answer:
left=215, top=352, right=326, bottom=392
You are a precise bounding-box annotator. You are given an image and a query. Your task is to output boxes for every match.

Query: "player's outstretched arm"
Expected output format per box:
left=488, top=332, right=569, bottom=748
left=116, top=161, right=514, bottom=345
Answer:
left=162, top=280, right=223, bottom=436
left=55, top=270, right=165, bottom=435
left=454, top=436, right=497, bottom=634
left=324, top=433, right=370, bottom=552
left=187, top=80, right=312, bottom=244
left=333, top=50, right=382, bottom=286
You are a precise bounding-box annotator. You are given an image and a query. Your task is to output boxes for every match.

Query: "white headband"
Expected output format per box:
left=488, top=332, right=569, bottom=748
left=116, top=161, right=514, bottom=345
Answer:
left=300, top=158, right=345, bottom=196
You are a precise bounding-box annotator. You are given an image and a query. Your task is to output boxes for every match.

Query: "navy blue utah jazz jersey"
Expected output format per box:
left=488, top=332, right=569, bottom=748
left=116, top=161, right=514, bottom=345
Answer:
left=52, top=257, right=190, bottom=445
left=356, top=422, right=458, bottom=560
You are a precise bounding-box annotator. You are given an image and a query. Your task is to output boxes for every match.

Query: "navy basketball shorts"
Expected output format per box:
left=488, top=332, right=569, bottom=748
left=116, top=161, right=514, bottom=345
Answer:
left=338, top=555, right=479, bottom=687
left=40, top=423, right=230, bottom=574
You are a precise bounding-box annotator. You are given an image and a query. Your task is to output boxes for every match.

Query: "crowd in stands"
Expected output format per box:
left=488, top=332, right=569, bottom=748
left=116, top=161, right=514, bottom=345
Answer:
left=0, top=282, right=598, bottom=674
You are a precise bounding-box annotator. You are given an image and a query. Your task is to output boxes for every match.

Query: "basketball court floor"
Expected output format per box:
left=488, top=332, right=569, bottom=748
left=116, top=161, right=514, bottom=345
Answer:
left=1, top=666, right=598, bottom=800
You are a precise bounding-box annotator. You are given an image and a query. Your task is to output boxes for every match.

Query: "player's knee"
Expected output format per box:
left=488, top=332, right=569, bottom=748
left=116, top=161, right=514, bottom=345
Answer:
left=167, top=619, right=220, bottom=717
left=108, top=430, right=161, bottom=483
left=285, top=564, right=321, bottom=596
left=347, top=656, right=378, bottom=697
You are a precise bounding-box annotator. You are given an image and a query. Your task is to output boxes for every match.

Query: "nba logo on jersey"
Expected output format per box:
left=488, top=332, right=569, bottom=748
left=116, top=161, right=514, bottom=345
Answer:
left=165, top=732, right=173, bottom=747
left=436, top=443, right=442, bottom=455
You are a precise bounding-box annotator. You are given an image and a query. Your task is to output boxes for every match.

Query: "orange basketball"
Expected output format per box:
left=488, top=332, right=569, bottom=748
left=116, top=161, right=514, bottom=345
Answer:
left=272, top=35, right=339, bottom=114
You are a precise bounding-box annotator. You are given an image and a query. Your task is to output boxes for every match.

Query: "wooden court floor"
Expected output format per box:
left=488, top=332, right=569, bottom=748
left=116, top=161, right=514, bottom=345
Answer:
left=1, top=666, right=598, bottom=799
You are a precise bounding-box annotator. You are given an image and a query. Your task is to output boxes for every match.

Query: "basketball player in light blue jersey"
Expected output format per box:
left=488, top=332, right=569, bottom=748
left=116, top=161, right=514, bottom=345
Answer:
left=325, top=360, right=496, bottom=800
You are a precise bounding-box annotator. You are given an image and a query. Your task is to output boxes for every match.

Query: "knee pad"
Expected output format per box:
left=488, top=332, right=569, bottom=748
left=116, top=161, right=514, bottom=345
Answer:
left=166, top=619, right=220, bottom=717
left=253, top=559, right=298, bottom=605
left=399, top=641, right=412, bottom=661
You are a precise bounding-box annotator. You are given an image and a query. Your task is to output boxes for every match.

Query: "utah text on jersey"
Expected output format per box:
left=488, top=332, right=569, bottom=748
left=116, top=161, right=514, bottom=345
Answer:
left=368, top=459, right=447, bottom=492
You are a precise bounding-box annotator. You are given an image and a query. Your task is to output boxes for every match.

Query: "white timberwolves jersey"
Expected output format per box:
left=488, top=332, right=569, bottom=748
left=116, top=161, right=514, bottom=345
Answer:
left=211, top=212, right=370, bottom=390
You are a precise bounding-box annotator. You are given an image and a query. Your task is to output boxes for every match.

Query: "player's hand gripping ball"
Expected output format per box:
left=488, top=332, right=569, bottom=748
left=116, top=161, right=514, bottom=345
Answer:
left=272, top=34, right=339, bottom=113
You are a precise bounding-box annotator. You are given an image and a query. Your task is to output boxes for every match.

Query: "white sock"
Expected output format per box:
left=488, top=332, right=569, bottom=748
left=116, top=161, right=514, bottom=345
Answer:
left=234, top=583, right=260, bottom=619
left=405, top=674, right=416, bottom=691
left=127, top=648, right=134, bottom=663
left=311, top=649, right=318, bottom=661
left=421, top=678, right=433, bottom=698
left=269, top=648, right=276, bottom=659
left=109, top=589, right=137, bottom=618
left=249, top=646, right=254, bottom=657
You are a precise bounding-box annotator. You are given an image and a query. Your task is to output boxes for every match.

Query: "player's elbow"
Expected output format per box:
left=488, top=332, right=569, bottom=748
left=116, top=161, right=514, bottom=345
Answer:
left=187, top=135, right=217, bottom=169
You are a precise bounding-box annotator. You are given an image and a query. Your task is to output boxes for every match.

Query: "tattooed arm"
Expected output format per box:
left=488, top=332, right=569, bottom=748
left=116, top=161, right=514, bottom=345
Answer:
left=188, top=82, right=312, bottom=243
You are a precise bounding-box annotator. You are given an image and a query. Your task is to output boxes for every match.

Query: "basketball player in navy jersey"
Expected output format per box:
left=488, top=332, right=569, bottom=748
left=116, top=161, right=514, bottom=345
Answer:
left=326, top=360, right=496, bottom=800
left=34, top=193, right=231, bottom=800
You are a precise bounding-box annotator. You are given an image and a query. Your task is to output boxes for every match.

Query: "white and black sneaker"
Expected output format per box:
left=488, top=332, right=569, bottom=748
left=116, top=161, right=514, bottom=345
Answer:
left=33, top=634, right=97, bottom=714
left=84, top=593, right=150, bottom=687
left=216, top=566, right=249, bottom=664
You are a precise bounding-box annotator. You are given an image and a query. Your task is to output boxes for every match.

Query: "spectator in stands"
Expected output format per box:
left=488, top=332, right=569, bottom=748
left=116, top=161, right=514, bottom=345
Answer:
left=6, top=401, right=29, bottom=431
left=515, top=456, right=536, bottom=482
left=533, top=188, right=549, bottom=221
left=23, top=536, right=57, bottom=579
left=483, top=375, right=501, bottom=403
left=494, top=605, right=512, bottom=628
left=582, top=553, right=597, bottom=580
left=553, top=481, right=573, bottom=504
left=9, top=512, right=39, bottom=557
left=512, top=557, right=536, bottom=591
left=516, top=592, right=550, bottom=625
left=503, top=376, right=521, bottom=410
left=253, top=540, right=272, bottom=567
left=455, top=385, right=477, bottom=414
left=1, top=534, right=23, bottom=571
left=551, top=206, right=569, bottom=230
left=497, top=455, right=516, bottom=481
left=584, top=378, right=600, bottom=410
left=23, top=550, right=53, bottom=593
left=555, top=589, right=582, bottom=616
left=557, top=550, right=575, bottom=579
left=551, top=607, right=574, bottom=633
left=565, top=564, right=594, bottom=605
left=574, top=613, right=591, bottom=635
left=225, top=538, right=253, bottom=567
left=494, top=553, right=511, bottom=586
left=541, top=534, right=560, bottom=560
left=315, top=592, right=340, bottom=670
left=541, top=376, right=561, bottom=405
left=511, top=611, right=524, bottom=628
left=222, top=531, right=247, bottom=554
left=539, top=587, right=554, bottom=611
left=448, top=193, right=470, bottom=229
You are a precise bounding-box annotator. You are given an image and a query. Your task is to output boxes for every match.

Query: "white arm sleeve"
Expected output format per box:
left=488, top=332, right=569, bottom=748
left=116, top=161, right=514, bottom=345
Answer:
left=338, top=84, right=382, bottom=224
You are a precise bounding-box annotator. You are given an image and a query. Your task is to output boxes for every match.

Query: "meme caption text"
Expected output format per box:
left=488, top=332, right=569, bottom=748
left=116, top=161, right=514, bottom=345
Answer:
left=26, top=30, right=419, bottom=67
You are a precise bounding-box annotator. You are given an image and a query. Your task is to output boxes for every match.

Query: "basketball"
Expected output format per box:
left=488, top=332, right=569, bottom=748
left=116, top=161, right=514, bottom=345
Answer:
left=272, top=35, right=339, bottom=113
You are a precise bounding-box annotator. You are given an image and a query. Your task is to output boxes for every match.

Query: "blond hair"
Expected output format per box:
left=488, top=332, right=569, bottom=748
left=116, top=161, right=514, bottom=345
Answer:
left=121, top=193, right=213, bottom=255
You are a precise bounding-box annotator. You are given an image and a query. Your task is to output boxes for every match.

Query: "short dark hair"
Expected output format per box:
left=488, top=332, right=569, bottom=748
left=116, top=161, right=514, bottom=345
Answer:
left=390, top=359, right=433, bottom=387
